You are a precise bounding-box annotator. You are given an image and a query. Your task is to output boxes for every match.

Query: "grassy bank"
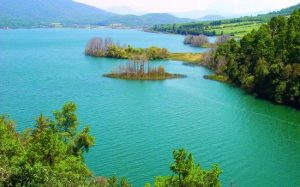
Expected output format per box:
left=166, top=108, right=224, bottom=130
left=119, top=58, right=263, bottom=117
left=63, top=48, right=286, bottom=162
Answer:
left=169, top=53, right=203, bottom=65
left=203, top=74, right=229, bottom=83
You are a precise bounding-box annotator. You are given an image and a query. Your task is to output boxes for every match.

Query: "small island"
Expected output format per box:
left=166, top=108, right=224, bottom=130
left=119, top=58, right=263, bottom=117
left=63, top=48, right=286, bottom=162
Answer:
left=85, top=37, right=169, bottom=60
left=84, top=37, right=205, bottom=65
left=85, top=37, right=185, bottom=80
left=103, top=54, right=185, bottom=80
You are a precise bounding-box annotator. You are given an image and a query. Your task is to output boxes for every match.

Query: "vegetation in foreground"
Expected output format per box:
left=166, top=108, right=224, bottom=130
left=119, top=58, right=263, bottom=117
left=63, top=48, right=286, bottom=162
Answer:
left=0, top=102, right=95, bottom=186
left=104, top=54, right=185, bottom=80
left=0, top=102, right=222, bottom=186
left=203, top=10, right=300, bottom=108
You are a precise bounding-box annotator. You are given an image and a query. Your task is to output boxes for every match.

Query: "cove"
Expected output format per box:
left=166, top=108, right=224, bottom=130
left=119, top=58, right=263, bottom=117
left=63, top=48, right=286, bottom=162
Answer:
left=0, top=28, right=299, bottom=186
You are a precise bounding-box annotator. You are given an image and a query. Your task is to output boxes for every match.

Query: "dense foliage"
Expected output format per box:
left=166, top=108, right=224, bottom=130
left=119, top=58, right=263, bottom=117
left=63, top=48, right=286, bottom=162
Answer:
left=0, top=102, right=95, bottom=186
left=153, top=149, right=221, bottom=187
left=207, top=10, right=300, bottom=108
left=85, top=37, right=169, bottom=60
left=0, top=103, right=221, bottom=186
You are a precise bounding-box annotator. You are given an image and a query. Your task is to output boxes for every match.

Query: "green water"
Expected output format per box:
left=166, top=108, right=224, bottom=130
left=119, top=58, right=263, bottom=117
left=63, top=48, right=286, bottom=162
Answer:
left=0, top=29, right=300, bottom=186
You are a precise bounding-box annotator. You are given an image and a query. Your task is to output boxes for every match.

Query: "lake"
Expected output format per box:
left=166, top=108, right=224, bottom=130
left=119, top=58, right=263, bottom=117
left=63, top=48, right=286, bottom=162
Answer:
left=0, top=28, right=300, bottom=186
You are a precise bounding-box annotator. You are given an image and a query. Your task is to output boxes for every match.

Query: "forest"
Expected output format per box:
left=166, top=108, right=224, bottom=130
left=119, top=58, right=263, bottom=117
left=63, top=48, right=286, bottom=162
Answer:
left=204, top=10, right=300, bottom=108
left=0, top=103, right=221, bottom=187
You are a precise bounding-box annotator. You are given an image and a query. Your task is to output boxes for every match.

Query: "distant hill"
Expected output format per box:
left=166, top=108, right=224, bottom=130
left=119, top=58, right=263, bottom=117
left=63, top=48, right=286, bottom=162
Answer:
left=262, top=3, right=300, bottom=17
left=100, top=13, right=193, bottom=27
left=198, top=15, right=225, bottom=21
left=0, top=0, right=193, bottom=28
left=0, top=0, right=116, bottom=27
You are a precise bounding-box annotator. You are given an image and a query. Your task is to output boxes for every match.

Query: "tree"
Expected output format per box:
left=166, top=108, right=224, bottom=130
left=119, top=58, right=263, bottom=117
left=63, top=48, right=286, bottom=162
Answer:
left=106, top=176, right=132, bottom=187
left=0, top=103, right=95, bottom=186
left=85, top=37, right=105, bottom=57
left=170, top=149, right=194, bottom=186
left=154, top=148, right=221, bottom=187
left=286, top=10, right=300, bottom=64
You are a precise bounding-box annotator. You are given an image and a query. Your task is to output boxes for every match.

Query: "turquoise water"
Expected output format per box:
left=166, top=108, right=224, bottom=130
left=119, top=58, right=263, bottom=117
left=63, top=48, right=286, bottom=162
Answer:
left=0, top=29, right=300, bottom=186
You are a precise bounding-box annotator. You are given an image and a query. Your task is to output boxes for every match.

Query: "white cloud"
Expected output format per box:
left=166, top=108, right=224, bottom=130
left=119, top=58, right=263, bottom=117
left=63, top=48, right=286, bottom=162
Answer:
left=74, top=0, right=300, bottom=14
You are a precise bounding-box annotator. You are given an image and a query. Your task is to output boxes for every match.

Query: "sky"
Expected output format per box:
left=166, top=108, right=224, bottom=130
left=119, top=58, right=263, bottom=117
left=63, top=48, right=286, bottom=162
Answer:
left=74, top=0, right=300, bottom=15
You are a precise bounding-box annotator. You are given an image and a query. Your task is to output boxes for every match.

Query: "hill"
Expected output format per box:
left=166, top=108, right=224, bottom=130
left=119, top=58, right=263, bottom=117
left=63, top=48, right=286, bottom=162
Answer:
left=0, top=0, right=193, bottom=28
left=263, top=3, right=300, bottom=17
left=0, top=0, right=116, bottom=27
left=149, top=3, right=300, bottom=37
left=100, top=13, right=193, bottom=27
left=198, top=15, right=225, bottom=21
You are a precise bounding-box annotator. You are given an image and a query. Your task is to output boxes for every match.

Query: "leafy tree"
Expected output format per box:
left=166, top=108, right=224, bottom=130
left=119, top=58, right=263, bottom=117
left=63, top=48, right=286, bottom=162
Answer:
left=153, top=148, right=222, bottom=187
left=0, top=103, right=95, bottom=186
left=1, top=105, right=222, bottom=187
left=106, top=176, right=132, bottom=187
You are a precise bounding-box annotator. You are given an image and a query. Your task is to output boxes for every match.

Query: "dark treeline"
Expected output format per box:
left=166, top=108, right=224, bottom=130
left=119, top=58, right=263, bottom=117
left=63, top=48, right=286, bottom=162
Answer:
left=85, top=37, right=169, bottom=60
left=150, top=22, right=216, bottom=36
left=0, top=103, right=221, bottom=187
left=205, top=10, right=300, bottom=108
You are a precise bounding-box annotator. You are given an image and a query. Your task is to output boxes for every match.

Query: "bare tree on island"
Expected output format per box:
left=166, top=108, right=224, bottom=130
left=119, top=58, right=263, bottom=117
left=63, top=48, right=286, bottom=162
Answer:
left=184, top=35, right=209, bottom=47
left=85, top=37, right=118, bottom=57
left=216, top=34, right=232, bottom=44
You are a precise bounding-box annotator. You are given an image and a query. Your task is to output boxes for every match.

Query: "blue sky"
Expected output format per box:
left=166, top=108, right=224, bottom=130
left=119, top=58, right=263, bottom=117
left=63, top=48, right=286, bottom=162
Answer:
left=75, top=0, right=300, bottom=14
